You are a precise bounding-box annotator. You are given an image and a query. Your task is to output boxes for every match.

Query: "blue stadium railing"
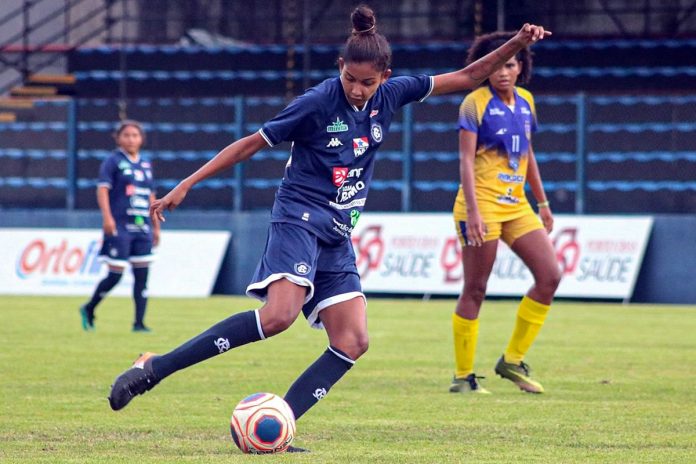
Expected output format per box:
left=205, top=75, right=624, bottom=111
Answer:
left=1, top=93, right=695, bottom=214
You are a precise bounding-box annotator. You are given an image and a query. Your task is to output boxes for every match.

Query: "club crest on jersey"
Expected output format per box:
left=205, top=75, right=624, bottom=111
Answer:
left=370, top=123, right=383, bottom=143
left=353, top=137, right=369, bottom=157
left=294, top=262, right=311, bottom=275
left=333, top=167, right=348, bottom=187
left=369, top=109, right=379, bottom=118
left=326, top=137, right=343, bottom=148
left=327, top=117, right=349, bottom=133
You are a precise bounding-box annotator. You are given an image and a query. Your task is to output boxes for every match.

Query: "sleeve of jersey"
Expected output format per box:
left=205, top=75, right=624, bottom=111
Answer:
left=384, top=75, right=435, bottom=108
left=458, top=96, right=479, bottom=133
left=259, top=91, right=322, bottom=147
left=97, top=157, right=115, bottom=189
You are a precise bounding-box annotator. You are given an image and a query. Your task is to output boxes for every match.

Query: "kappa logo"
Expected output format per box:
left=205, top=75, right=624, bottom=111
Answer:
left=327, top=117, right=349, bottom=133
left=353, top=137, right=369, bottom=157
left=333, top=167, right=348, bottom=187
left=326, top=137, right=343, bottom=148
left=214, top=337, right=230, bottom=353
left=489, top=107, right=505, bottom=116
left=370, top=123, right=383, bottom=143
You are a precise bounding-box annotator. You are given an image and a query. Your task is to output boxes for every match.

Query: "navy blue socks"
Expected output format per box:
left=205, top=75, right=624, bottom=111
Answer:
left=152, top=310, right=264, bottom=379
left=85, top=270, right=123, bottom=311
left=284, top=346, right=354, bottom=420
left=132, top=266, right=149, bottom=326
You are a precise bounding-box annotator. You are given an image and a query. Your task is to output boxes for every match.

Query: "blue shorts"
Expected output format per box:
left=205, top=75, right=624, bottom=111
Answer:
left=246, top=222, right=365, bottom=329
left=99, top=229, right=155, bottom=267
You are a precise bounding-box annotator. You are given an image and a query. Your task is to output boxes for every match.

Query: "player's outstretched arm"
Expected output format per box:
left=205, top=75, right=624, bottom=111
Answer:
left=150, top=132, right=268, bottom=224
left=431, top=23, right=551, bottom=96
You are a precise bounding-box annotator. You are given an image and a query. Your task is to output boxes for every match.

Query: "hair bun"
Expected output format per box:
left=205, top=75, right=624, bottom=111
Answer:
left=351, top=5, right=377, bottom=35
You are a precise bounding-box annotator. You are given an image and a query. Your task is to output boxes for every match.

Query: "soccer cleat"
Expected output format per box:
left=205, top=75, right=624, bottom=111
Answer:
left=286, top=445, right=309, bottom=453
left=449, top=373, right=491, bottom=394
left=80, top=305, right=95, bottom=331
left=108, top=352, right=160, bottom=410
left=132, top=323, right=152, bottom=333
left=494, top=355, right=544, bottom=393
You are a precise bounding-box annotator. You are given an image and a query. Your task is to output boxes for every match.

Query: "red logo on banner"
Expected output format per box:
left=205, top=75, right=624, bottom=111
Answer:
left=553, top=228, right=581, bottom=274
left=333, top=167, right=348, bottom=187
left=352, top=225, right=384, bottom=278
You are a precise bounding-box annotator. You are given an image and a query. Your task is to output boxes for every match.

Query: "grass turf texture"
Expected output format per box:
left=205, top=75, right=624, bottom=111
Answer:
left=1, top=295, right=695, bottom=463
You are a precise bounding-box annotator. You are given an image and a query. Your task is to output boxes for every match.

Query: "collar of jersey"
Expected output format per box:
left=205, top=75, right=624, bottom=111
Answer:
left=118, top=148, right=140, bottom=164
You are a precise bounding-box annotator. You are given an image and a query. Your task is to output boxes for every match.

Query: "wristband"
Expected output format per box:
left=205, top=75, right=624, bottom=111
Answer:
left=537, top=200, right=550, bottom=208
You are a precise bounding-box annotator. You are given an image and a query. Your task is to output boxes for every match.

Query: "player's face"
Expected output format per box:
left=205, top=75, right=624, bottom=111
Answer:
left=489, top=57, right=522, bottom=96
left=116, top=125, right=143, bottom=156
left=338, top=59, right=391, bottom=108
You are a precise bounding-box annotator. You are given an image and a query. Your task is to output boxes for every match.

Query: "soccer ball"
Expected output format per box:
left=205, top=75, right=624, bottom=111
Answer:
left=230, top=392, right=296, bottom=454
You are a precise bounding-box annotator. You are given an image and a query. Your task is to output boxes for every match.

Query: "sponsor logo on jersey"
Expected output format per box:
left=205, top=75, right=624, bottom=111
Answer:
left=332, top=218, right=354, bottom=238
left=133, top=170, right=144, bottom=181
left=497, top=173, right=524, bottom=183
left=333, top=167, right=349, bottom=187
left=327, top=117, right=349, bottom=133
left=496, top=128, right=507, bottom=135
left=353, top=137, right=369, bottom=157
left=326, top=137, right=343, bottom=148
left=369, top=109, right=379, bottom=118
left=294, top=262, right=311, bottom=275
left=370, top=123, right=383, bottom=143
left=489, top=107, right=505, bottom=116
left=302, top=212, right=310, bottom=221
left=350, top=209, right=361, bottom=227
left=125, top=184, right=135, bottom=196
left=521, top=107, right=531, bottom=115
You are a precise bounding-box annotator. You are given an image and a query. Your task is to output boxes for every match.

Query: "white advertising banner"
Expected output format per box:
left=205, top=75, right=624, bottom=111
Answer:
left=0, top=229, right=230, bottom=297
left=351, top=214, right=653, bottom=299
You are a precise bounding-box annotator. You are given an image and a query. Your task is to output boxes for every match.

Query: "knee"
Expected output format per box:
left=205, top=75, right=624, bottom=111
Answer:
left=537, top=267, right=562, bottom=294
left=463, top=282, right=487, bottom=306
left=334, top=332, right=369, bottom=361
left=259, top=303, right=301, bottom=337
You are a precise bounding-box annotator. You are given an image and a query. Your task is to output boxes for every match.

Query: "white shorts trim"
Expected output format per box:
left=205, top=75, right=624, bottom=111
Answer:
left=306, top=291, right=366, bottom=330
left=98, top=256, right=129, bottom=268
left=245, top=273, right=314, bottom=304
left=129, top=254, right=156, bottom=264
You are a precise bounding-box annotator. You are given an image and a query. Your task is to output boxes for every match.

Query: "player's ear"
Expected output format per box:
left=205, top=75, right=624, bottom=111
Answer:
left=381, top=68, right=392, bottom=82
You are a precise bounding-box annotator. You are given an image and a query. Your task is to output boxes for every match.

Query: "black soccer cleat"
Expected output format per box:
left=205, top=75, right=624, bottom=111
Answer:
left=108, top=352, right=160, bottom=410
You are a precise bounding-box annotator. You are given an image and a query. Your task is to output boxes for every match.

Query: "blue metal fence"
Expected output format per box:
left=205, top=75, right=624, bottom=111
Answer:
left=1, top=93, right=695, bottom=213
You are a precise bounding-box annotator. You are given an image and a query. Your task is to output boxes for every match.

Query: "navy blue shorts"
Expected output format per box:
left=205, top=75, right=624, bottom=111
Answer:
left=246, top=222, right=364, bottom=329
left=99, top=229, right=155, bottom=267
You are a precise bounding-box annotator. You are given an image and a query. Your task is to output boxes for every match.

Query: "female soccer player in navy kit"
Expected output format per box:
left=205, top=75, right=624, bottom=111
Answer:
left=108, top=5, right=550, bottom=446
left=80, top=120, right=159, bottom=332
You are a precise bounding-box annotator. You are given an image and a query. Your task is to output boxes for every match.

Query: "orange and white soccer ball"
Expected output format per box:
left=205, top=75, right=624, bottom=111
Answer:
left=230, top=392, right=296, bottom=454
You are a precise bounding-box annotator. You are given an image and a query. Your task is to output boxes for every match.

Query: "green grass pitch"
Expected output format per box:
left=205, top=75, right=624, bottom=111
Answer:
left=1, top=295, right=695, bottom=463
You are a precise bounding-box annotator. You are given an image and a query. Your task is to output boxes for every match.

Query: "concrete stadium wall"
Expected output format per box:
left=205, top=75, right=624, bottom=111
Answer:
left=1, top=211, right=694, bottom=304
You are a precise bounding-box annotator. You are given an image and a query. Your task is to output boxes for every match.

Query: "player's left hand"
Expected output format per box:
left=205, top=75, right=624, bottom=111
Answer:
left=515, top=23, right=551, bottom=47
left=150, top=183, right=189, bottom=226
left=539, top=207, right=554, bottom=234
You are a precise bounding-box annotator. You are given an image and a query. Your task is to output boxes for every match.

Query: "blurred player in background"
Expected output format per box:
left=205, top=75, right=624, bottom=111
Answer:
left=80, top=120, right=159, bottom=333
left=450, top=32, right=561, bottom=395
left=107, top=4, right=549, bottom=447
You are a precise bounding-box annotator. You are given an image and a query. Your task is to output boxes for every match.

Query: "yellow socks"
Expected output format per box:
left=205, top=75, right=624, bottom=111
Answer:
left=452, top=313, right=479, bottom=378
left=504, top=296, right=551, bottom=365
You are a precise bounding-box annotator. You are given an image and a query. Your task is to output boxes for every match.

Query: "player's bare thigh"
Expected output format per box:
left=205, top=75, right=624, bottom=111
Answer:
left=258, top=278, right=308, bottom=336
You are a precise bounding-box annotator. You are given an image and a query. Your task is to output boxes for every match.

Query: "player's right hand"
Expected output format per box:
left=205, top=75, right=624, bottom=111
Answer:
left=465, top=211, right=487, bottom=247
left=150, top=183, right=189, bottom=225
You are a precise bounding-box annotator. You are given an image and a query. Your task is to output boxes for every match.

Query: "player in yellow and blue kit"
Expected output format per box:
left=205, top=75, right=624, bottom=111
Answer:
left=450, top=32, right=561, bottom=394
left=106, top=6, right=550, bottom=448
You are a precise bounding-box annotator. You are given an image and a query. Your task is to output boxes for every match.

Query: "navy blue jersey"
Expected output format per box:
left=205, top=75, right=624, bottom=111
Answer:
left=259, top=75, right=433, bottom=244
left=98, top=149, right=155, bottom=233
